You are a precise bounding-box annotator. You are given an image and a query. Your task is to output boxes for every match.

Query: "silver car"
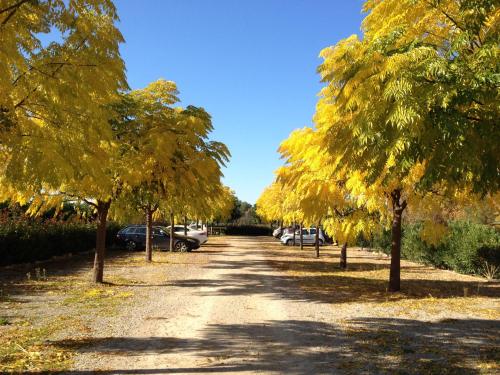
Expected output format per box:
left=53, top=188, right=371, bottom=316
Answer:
left=281, top=228, right=326, bottom=246
left=166, top=225, right=208, bottom=245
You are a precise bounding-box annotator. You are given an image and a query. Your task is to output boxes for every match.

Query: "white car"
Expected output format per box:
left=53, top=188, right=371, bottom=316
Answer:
left=280, top=228, right=325, bottom=246
left=166, top=225, right=208, bottom=245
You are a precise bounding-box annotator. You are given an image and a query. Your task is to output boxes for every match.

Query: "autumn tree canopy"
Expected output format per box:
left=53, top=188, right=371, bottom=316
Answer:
left=259, top=0, right=499, bottom=292
left=0, top=1, right=233, bottom=282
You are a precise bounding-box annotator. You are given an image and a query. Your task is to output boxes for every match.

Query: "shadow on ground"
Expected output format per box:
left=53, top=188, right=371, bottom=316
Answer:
left=37, top=318, right=500, bottom=374
left=170, top=239, right=500, bottom=304
left=0, top=249, right=139, bottom=302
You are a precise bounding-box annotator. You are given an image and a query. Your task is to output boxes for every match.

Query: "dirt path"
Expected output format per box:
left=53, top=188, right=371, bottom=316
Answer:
left=70, top=237, right=341, bottom=374
left=2, top=236, right=498, bottom=373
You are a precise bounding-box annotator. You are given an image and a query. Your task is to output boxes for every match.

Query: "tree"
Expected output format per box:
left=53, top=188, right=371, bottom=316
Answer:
left=213, top=187, right=237, bottom=223
left=155, top=105, right=230, bottom=249
left=0, top=0, right=127, bottom=282
left=114, top=81, right=230, bottom=260
left=1, top=0, right=127, bottom=171
left=256, top=184, right=285, bottom=224
left=0, top=1, right=229, bottom=280
left=315, top=0, right=499, bottom=291
left=230, top=197, right=260, bottom=224
left=275, top=127, right=378, bottom=261
left=117, top=80, right=184, bottom=261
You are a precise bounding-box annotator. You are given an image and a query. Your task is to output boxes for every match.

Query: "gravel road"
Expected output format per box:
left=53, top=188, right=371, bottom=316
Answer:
left=2, top=235, right=497, bottom=373
left=69, top=236, right=343, bottom=374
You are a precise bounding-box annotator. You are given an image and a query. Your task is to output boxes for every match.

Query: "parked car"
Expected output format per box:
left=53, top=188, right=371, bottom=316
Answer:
left=280, top=227, right=326, bottom=246
left=166, top=225, right=208, bottom=245
left=280, top=227, right=296, bottom=238
left=116, top=225, right=200, bottom=252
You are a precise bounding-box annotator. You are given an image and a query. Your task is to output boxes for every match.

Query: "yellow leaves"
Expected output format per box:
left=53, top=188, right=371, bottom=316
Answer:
left=402, top=162, right=426, bottom=187
left=385, top=153, right=396, bottom=169
left=383, top=77, right=412, bottom=101
left=132, top=79, right=179, bottom=107
left=420, top=220, right=448, bottom=246
left=1, top=0, right=128, bottom=206
left=79, top=288, right=133, bottom=300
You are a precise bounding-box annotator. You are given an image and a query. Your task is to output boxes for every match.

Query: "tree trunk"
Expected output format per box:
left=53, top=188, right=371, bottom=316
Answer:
left=184, top=215, right=188, bottom=236
left=389, top=189, right=407, bottom=292
left=145, top=207, right=153, bottom=262
left=315, top=220, right=321, bottom=258
left=170, top=211, right=175, bottom=252
left=292, top=221, right=296, bottom=246
left=299, top=222, right=303, bottom=250
left=340, top=242, right=347, bottom=269
left=93, top=200, right=111, bottom=283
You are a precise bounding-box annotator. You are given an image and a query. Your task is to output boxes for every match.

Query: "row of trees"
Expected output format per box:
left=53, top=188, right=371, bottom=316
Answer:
left=0, top=0, right=234, bottom=282
left=258, top=0, right=499, bottom=292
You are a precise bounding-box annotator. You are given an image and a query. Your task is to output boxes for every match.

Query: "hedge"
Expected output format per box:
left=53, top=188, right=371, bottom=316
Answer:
left=401, top=221, right=500, bottom=275
left=0, top=220, right=121, bottom=266
left=357, top=221, right=500, bottom=276
left=225, top=224, right=273, bottom=236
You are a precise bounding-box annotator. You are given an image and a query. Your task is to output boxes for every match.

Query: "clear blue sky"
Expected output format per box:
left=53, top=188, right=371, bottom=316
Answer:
left=115, top=0, right=365, bottom=203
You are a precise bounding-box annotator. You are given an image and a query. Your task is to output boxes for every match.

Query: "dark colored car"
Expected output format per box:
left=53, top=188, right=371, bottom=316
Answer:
left=116, top=225, right=200, bottom=252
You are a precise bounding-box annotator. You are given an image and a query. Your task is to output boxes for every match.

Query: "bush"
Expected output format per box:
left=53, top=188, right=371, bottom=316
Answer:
left=0, top=219, right=122, bottom=266
left=476, top=245, right=500, bottom=267
left=225, top=224, right=273, bottom=236
left=355, top=232, right=371, bottom=248
left=355, top=230, right=391, bottom=253
left=401, top=221, right=500, bottom=275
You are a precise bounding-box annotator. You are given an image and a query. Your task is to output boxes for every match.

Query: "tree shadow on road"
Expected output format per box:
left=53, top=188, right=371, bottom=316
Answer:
left=169, top=241, right=499, bottom=304
left=39, top=318, right=499, bottom=374
left=0, top=249, right=136, bottom=303
left=167, top=270, right=499, bottom=304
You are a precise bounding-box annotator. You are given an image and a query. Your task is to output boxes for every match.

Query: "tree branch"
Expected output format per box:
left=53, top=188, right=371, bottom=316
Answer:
left=0, top=0, right=31, bottom=14
left=83, top=198, right=98, bottom=208
left=401, top=200, right=408, bottom=211
left=0, top=0, right=31, bottom=27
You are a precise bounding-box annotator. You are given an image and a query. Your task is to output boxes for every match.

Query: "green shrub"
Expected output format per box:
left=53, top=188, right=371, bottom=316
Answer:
left=355, top=232, right=370, bottom=248
left=372, top=229, right=392, bottom=255
left=0, top=219, right=122, bottom=266
left=225, top=224, right=273, bottom=236
left=401, top=221, right=500, bottom=275
left=476, top=245, right=500, bottom=267
left=355, top=230, right=391, bottom=253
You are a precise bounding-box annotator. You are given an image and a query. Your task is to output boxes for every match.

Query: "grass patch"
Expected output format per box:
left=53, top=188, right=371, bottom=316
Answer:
left=0, top=318, right=73, bottom=372
left=62, top=284, right=133, bottom=316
